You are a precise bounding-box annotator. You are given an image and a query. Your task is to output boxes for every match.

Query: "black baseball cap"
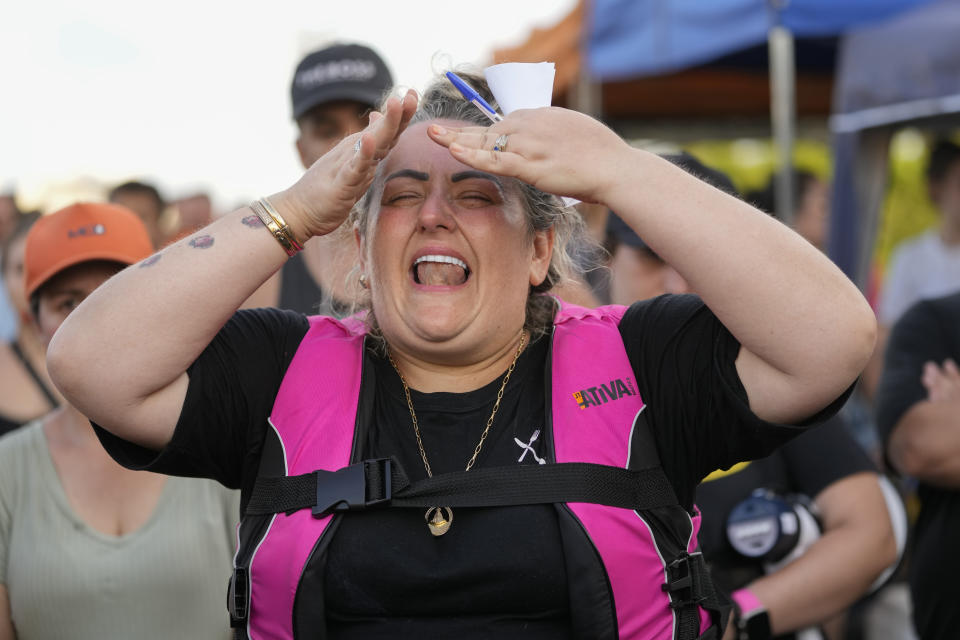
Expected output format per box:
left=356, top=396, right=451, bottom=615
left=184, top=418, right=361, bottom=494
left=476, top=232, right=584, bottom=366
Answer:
left=606, top=212, right=650, bottom=252
left=662, top=152, right=738, bottom=197
left=291, top=43, right=394, bottom=120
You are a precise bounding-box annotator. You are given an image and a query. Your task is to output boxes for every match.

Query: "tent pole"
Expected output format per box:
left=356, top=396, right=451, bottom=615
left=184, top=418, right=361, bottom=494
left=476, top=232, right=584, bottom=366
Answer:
left=769, top=21, right=796, bottom=226
left=574, top=0, right=602, bottom=119
left=572, top=66, right=602, bottom=118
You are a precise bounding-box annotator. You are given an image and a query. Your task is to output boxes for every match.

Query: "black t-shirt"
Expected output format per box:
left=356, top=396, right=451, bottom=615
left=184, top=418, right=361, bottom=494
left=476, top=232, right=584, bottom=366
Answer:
left=696, top=415, right=876, bottom=595
left=97, top=294, right=845, bottom=638
left=875, top=292, right=960, bottom=640
left=278, top=252, right=325, bottom=315
left=278, top=251, right=352, bottom=317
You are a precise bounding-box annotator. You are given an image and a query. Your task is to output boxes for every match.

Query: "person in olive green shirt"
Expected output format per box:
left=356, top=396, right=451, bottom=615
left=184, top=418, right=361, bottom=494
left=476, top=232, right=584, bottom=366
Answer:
left=0, top=202, right=239, bottom=640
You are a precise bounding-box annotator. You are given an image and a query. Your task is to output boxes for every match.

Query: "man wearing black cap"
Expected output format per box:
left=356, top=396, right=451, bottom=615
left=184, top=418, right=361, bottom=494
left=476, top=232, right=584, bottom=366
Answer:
left=292, top=43, right=394, bottom=169
left=245, top=43, right=393, bottom=314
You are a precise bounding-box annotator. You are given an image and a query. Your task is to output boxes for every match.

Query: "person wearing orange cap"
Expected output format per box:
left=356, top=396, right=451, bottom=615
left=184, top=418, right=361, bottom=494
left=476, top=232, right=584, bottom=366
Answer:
left=0, top=202, right=239, bottom=639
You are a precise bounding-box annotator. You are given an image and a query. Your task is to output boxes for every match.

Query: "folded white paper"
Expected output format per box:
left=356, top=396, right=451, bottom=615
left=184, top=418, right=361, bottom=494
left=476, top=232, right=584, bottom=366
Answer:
left=484, top=62, right=556, bottom=115
left=484, top=62, right=578, bottom=207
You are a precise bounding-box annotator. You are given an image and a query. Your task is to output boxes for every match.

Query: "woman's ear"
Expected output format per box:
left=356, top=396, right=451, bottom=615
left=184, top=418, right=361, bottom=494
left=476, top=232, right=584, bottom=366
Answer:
left=529, top=227, right=555, bottom=287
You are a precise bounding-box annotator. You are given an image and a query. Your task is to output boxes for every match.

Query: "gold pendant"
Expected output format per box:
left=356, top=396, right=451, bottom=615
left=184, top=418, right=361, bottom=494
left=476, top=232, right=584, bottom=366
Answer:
left=425, top=506, right=453, bottom=536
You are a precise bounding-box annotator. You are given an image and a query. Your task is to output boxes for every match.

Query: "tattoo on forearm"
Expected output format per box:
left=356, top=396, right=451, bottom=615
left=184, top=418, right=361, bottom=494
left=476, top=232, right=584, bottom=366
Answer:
left=139, top=254, right=162, bottom=268
left=242, top=214, right=264, bottom=228
left=189, top=235, right=215, bottom=249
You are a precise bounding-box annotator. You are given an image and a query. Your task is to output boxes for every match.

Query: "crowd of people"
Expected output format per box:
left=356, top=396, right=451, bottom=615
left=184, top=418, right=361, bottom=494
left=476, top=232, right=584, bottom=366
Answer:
left=0, top=42, right=954, bottom=640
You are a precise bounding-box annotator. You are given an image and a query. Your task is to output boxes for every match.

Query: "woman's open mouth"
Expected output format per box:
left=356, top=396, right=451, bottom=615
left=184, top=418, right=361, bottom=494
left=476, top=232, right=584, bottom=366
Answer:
left=412, top=254, right=471, bottom=287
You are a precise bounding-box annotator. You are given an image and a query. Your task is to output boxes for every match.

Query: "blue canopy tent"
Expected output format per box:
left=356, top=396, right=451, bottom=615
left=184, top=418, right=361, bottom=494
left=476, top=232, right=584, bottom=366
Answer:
left=586, top=0, right=934, bottom=79
left=829, top=0, right=960, bottom=287
left=584, top=0, right=936, bottom=274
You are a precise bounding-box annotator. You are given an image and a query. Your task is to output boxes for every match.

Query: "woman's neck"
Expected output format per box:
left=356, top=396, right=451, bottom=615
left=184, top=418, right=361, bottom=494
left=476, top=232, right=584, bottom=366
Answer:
left=387, top=330, right=528, bottom=394
left=44, top=403, right=101, bottom=449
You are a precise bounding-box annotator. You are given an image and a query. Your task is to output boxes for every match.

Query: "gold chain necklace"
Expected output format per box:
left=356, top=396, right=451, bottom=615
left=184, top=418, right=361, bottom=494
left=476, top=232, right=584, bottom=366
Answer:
left=387, top=332, right=527, bottom=537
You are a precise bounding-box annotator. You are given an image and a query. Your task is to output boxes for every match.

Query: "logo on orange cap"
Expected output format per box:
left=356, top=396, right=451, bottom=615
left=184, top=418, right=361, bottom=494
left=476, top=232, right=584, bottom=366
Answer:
left=24, top=202, right=155, bottom=299
left=66, top=224, right=107, bottom=238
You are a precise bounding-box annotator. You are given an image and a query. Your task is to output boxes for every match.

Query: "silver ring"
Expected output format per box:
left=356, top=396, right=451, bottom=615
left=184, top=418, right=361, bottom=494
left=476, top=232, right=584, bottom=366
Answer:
left=353, top=138, right=362, bottom=152
left=493, top=133, right=508, bottom=153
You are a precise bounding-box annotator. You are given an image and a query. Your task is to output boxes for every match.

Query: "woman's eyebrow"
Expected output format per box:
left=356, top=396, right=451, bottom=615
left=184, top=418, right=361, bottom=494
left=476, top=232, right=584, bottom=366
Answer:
left=451, top=171, right=505, bottom=194
left=384, top=169, right=429, bottom=183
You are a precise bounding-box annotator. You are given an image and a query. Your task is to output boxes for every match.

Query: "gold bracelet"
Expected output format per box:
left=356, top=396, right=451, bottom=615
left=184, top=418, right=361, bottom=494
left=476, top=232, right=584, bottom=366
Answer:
left=259, top=197, right=304, bottom=253
left=250, top=199, right=301, bottom=256
left=249, top=200, right=293, bottom=255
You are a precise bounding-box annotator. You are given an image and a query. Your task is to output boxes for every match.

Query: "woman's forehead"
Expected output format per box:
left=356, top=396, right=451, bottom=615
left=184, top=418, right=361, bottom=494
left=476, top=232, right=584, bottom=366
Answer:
left=378, top=120, right=523, bottom=203
left=382, top=119, right=473, bottom=174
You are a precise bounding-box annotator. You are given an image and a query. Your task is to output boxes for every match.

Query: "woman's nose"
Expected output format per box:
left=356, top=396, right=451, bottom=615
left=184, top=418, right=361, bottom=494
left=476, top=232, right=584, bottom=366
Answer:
left=417, top=193, right=456, bottom=232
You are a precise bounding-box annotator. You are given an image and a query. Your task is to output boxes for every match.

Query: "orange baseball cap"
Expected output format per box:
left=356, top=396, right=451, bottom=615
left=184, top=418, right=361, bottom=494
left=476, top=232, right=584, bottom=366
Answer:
left=24, top=202, right=154, bottom=299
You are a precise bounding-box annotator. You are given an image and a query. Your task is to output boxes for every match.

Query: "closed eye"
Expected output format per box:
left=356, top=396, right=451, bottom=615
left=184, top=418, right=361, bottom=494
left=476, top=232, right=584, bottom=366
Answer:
left=459, top=191, right=494, bottom=203
left=384, top=192, right=423, bottom=205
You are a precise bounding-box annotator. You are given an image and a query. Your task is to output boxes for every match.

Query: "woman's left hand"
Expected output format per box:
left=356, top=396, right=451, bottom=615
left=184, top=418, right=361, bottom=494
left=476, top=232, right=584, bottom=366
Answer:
left=427, top=107, right=633, bottom=204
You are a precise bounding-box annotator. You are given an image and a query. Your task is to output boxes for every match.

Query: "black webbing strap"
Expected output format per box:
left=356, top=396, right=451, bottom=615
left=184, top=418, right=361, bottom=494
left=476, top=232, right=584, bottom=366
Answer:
left=244, top=458, right=678, bottom=517
left=696, top=626, right=719, bottom=640
left=662, top=551, right=727, bottom=640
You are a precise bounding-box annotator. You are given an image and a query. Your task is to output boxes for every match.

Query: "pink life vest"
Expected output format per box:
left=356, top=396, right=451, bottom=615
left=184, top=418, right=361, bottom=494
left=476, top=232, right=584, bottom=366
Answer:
left=233, top=302, right=717, bottom=639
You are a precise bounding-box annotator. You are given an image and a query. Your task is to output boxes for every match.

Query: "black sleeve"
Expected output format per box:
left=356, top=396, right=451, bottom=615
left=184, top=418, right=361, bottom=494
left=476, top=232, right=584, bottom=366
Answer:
left=780, top=414, right=877, bottom=499
left=875, top=298, right=948, bottom=449
left=95, top=308, right=310, bottom=492
left=618, top=294, right=852, bottom=508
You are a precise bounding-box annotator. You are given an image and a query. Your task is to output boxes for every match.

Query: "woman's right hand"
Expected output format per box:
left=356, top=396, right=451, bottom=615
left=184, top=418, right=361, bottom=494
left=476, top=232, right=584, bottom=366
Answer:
left=426, top=106, right=634, bottom=205
left=274, top=89, right=418, bottom=241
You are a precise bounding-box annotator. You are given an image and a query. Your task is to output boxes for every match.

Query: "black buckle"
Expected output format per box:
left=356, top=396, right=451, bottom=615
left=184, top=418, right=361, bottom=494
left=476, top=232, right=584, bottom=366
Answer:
left=227, top=567, right=249, bottom=627
left=312, top=458, right=392, bottom=516
left=661, top=551, right=708, bottom=609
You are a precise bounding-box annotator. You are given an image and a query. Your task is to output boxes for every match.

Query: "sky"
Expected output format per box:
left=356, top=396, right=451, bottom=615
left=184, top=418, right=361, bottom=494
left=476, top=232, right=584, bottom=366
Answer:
left=1, top=0, right=577, bottom=212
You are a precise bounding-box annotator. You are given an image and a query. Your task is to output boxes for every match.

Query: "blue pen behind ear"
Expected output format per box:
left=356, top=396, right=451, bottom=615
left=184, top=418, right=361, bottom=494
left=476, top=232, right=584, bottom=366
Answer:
left=445, top=71, right=503, bottom=123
